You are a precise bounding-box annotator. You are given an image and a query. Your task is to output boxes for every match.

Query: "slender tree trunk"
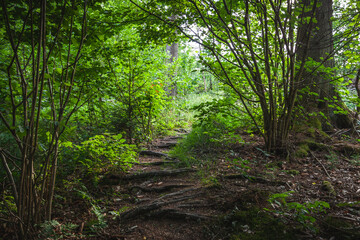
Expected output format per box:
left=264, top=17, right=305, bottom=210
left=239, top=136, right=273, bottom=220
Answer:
left=165, top=15, right=178, bottom=97
left=166, top=41, right=178, bottom=96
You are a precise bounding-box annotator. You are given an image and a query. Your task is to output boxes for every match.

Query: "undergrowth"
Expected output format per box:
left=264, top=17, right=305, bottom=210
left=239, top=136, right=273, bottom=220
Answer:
left=170, top=94, right=248, bottom=167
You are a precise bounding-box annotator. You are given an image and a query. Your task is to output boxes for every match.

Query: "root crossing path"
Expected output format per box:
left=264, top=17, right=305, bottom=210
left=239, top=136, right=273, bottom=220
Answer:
left=98, top=133, right=288, bottom=240
left=101, top=134, right=216, bottom=239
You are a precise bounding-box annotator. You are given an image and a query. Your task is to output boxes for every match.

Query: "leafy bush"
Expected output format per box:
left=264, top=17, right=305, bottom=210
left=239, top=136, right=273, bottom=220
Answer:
left=60, top=133, right=137, bottom=179
left=192, top=95, right=257, bottom=137
left=38, top=220, right=80, bottom=240
left=170, top=95, right=249, bottom=166
left=77, top=133, right=137, bottom=173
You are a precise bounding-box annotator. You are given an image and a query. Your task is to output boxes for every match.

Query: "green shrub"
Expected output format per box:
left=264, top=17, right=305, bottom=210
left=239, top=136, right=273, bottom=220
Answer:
left=77, top=133, right=137, bottom=173
left=59, top=133, right=137, bottom=179
left=171, top=96, right=246, bottom=165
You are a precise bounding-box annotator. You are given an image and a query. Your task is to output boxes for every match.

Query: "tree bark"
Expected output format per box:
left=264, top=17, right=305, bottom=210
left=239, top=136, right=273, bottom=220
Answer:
left=166, top=41, right=178, bottom=96
left=297, top=0, right=352, bottom=129
left=166, top=15, right=178, bottom=97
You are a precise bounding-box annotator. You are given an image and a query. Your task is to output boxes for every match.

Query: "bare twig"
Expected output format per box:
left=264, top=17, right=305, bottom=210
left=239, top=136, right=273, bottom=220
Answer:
left=310, top=151, right=331, bottom=178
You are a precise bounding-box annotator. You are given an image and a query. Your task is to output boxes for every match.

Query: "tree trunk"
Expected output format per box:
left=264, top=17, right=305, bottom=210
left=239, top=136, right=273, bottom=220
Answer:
left=166, top=41, right=178, bottom=96
left=297, top=0, right=352, bottom=129
left=166, top=15, right=178, bottom=97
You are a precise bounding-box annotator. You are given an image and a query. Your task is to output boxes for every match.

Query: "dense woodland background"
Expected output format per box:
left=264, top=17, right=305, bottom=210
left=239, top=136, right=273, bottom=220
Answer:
left=1, top=0, right=360, bottom=239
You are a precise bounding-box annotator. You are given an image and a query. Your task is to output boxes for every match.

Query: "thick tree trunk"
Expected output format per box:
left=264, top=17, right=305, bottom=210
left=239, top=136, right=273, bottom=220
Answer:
left=297, top=0, right=352, bottom=129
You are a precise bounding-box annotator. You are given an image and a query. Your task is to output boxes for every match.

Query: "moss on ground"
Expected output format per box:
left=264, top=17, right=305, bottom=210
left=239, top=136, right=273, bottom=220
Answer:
left=295, top=143, right=310, bottom=158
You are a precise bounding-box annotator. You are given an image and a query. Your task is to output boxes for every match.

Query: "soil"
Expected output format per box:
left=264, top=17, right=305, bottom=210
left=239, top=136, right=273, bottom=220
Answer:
left=1, top=131, right=360, bottom=240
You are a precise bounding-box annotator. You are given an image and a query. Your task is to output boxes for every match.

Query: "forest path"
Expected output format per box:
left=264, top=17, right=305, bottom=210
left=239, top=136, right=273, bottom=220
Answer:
left=83, top=131, right=360, bottom=240
left=96, top=131, right=288, bottom=240
left=101, top=131, right=219, bottom=239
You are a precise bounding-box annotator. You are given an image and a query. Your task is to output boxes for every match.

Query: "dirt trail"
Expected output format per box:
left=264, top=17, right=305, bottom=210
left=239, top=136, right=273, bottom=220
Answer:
left=102, top=133, right=218, bottom=239
left=97, top=133, right=290, bottom=240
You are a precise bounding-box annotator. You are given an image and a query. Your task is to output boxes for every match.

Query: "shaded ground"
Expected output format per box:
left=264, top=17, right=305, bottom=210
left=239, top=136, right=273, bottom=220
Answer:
left=2, top=131, right=359, bottom=239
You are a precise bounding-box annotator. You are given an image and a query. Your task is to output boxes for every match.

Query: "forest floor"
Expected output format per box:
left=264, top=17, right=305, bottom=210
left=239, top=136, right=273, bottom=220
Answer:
left=48, top=131, right=359, bottom=239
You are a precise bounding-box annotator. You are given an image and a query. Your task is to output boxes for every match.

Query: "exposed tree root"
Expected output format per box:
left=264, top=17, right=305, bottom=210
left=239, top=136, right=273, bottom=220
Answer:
left=130, top=184, right=193, bottom=193
left=120, top=188, right=202, bottom=220
left=146, top=208, right=212, bottom=221
left=138, top=161, right=179, bottom=166
left=139, top=150, right=170, bottom=158
left=333, top=142, right=360, bottom=156
left=120, top=201, right=165, bottom=220
left=157, top=187, right=200, bottom=200
left=156, top=142, right=177, bottom=148
left=165, top=193, right=202, bottom=204
left=178, top=203, right=214, bottom=209
left=174, top=128, right=188, bottom=133
left=167, top=136, right=184, bottom=140
left=105, top=169, right=196, bottom=183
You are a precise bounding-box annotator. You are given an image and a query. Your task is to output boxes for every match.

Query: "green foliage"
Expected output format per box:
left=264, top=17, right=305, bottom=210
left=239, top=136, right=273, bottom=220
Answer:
left=0, top=191, right=17, bottom=215
left=1, top=0, right=359, bottom=236
left=265, top=191, right=330, bottom=233
left=336, top=201, right=360, bottom=208
left=228, top=157, right=252, bottom=174
left=60, top=179, right=107, bottom=234
left=98, top=27, right=171, bottom=144
left=192, top=96, right=253, bottom=134
left=350, top=154, right=360, bottom=166
left=87, top=203, right=108, bottom=233
left=0, top=0, right=104, bottom=231
left=38, top=220, right=80, bottom=240
left=163, top=91, right=224, bottom=132
left=171, top=94, right=248, bottom=167
left=326, top=151, right=339, bottom=169
left=59, top=133, right=137, bottom=182
left=284, top=169, right=300, bottom=176
left=109, top=206, right=130, bottom=220
left=73, top=133, right=137, bottom=176
left=199, top=173, right=220, bottom=188
left=172, top=44, right=218, bottom=96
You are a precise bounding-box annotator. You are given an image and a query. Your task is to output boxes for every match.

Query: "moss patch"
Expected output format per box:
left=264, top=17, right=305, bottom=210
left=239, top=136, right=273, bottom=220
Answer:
left=295, top=143, right=310, bottom=158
